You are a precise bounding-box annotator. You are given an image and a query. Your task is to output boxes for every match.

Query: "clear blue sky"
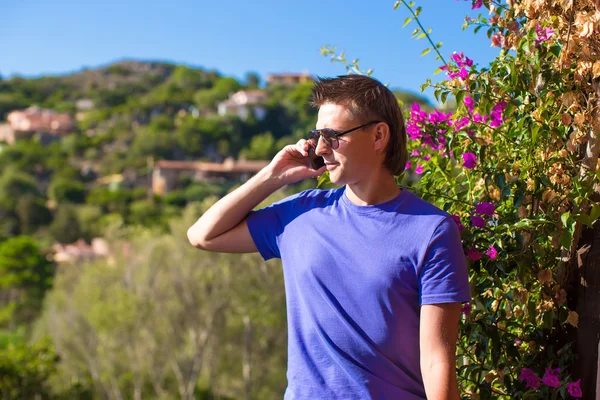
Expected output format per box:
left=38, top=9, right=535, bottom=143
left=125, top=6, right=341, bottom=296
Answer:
left=0, top=0, right=500, bottom=103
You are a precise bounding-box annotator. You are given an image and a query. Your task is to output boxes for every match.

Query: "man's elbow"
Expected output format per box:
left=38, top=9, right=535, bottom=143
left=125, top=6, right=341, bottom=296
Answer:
left=187, top=226, right=208, bottom=249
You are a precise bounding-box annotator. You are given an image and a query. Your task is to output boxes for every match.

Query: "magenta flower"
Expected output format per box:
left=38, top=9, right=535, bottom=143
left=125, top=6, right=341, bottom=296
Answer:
left=489, top=101, right=507, bottom=128
left=472, top=0, right=483, bottom=9
left=463, top=96, right=475, bottom=111
left=568, top=379, right=582, bottom=398
left=486, top=245, right=498, bottom=259
left=450, top=52, right=473, bottom=68
left=462, top=152, right=477, bottom=168
left=466, top=247, right=483, bottom=261
left=541, top=368, right=561, bottom=387
left=473, top=112, right=488, bottom=124
left=452, top=116, right=471, bottom=131
left=451, top=215, right=465, bottom=232
left=518, top=368, right=541, bottom=389
left=423, top=155, right=431, bottom=161
left=410, top=149, right=421, bottom=157
left=405, top=161, right=412, bottom=170
left=536, top=23, right=555, bottom=44
left=475, top=202, right=495, bottom=216
left=461, top=302, right=472, bottom=316
left=472, top=215, right=486, bottom=228
left=415, top=165, right=425, bottom=174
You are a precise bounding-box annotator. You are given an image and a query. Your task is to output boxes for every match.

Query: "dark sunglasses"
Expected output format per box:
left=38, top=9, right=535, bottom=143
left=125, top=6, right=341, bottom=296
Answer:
left=308, top=120, right=382, bottom=150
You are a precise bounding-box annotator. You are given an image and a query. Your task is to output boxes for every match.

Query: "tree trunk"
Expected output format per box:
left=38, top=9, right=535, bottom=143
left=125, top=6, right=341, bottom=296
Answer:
left=574, top=221, right=600, bottom=399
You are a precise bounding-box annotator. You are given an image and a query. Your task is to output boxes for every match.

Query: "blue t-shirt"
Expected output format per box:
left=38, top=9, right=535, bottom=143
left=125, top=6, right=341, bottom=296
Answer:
left=246, top=186, right=470, bottom=400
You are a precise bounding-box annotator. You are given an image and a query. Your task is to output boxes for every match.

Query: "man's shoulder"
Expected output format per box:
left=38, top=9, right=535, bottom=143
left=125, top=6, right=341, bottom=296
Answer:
left=281, top=186, right=343, bottom=207
left=403, top=189, right=452, bottom=221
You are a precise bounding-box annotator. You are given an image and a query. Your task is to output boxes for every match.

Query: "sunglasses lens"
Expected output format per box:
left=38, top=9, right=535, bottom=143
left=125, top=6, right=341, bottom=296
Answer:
left=308, top=131, right=319, bottom=147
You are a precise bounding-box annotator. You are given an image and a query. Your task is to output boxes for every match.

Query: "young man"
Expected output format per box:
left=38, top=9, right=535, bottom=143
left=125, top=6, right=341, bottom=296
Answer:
left=187, top=75, right=470, bottom=399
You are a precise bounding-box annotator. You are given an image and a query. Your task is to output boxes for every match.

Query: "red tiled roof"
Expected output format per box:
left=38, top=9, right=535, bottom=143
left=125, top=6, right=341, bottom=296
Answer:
left=155, top=159, right=269, bottom=173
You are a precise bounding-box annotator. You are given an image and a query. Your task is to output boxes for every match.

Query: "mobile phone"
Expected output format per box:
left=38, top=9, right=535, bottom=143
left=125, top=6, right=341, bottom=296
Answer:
left=308, top=146, right=325, bottom=170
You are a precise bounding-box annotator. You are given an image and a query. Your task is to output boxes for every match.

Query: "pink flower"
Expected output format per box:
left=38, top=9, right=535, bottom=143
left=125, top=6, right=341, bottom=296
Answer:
left=452, top=116, right=471, bottom=131
left=461, top=303, right=472, bottom=316
left=405, top=161, right=412, bottom=170
left=471, top=215, right=486, bottom=228
left=472, top=0, right=483, bottom=9
left=450, top=52, right=473, bottom=68
left=462, top=152, right=477, bottom=168
left=568, top=379, right=582, bottom=398
left=415, top=165, right=425, bottom=174
left=541, top=368, right=561, bottom=388
left=458, top=67, right=469, bottom=80
left=473, top=112, right=488, bottom=124
left=518, top=368, right=541, bottom=389
left=491, top=32, right=505, bottom=47
left=466, top=247, right=483, bottom=261
left=463, top=96, right=475, bottom=111
left=451, top=215, right=465, bottom=232
left=410, top=149, right=421, bottom=157
left=486, top=245, right=498, bottom=259
left=536, top=23, right=555, bottom=44
left=475, top=202, right=495, bottom=216
left=423, top=155, right=431, bottom=161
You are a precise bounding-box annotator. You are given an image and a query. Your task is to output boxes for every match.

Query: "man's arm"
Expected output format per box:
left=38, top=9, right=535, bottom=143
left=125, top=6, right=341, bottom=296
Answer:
left=420, top=302, right=462, bottom=400
left=187, top=140, right=325, bottom=253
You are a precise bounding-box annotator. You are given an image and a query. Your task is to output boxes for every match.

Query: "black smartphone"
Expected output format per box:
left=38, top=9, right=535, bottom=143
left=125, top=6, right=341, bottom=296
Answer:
left=308, top=146, right=325, bottom=170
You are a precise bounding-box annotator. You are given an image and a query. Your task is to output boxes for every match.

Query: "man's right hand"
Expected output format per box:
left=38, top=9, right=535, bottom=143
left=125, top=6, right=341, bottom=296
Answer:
left=266, top=139, right=327, bottom=186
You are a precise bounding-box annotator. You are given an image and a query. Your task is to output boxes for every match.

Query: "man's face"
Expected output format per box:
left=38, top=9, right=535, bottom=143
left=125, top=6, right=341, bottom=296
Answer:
left=315, top=103, right=378, bottom=186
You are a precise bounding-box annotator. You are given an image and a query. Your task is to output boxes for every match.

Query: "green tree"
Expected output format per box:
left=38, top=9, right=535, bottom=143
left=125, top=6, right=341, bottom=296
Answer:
left=48, top=178, right=86, bottom=204
left=15, top=194, right=52, bottom=234
left=0, top=168, right=40, bottom=211
left=0, top=236, right=54, bottom=328
left=49, top=204, right=82, bottom=244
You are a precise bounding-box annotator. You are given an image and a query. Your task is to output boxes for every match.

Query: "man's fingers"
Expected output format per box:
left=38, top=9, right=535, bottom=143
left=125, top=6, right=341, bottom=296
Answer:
left=310, top=165, right=327, bottom=177
left=296, top=139, right=308, bottom=157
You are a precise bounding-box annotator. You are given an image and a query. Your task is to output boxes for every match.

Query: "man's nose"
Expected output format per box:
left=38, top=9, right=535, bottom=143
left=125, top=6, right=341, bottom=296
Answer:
left=315, top=136, right=331, bottom=156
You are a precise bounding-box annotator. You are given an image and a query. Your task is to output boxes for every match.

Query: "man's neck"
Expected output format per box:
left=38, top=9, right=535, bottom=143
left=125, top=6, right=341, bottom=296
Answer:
left=345, top=171, right=400, bottom=206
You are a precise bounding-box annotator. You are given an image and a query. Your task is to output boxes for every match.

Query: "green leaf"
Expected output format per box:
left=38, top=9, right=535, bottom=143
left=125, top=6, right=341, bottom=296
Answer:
left=436, top=42, right=443, bottom=48
left=316, top=172, right=330, bottom=188
left=441, top=91, right=449, bottom=104
left=394, top=1, right=401, bottom=10
left=531, top=124, right=540, bottom=145
left=433, top=68, right=442, bottom=75
left=415, top=6, right=422, bottom=16
left=561, top=211, right=571, bottom=228
left=417, top=33, right=427, bottom=39
left=402, top=17, right=412, bottom=28
left=421, top=48, right=431, bottom=56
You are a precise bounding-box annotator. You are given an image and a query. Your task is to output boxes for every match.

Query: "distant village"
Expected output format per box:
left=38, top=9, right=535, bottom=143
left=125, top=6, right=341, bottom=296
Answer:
left=0, top=72, right=314, bottom=264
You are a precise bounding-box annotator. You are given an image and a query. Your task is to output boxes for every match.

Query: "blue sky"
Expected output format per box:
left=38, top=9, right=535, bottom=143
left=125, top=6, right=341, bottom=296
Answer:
left=0, top=0, right=500, bottom=102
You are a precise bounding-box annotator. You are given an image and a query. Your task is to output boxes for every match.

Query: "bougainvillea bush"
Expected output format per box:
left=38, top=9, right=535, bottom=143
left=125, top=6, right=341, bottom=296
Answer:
left=324, top=0, right=600, bottom=398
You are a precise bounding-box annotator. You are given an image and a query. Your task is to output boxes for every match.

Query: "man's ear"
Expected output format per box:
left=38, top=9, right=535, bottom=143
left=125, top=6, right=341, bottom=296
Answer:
left=373, top=123, right=390, bottom=152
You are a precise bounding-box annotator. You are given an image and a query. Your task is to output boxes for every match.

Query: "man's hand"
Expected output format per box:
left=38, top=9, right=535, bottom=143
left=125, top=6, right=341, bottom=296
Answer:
left=267, top=139, right=326, bottom=187
left=420, top=302, right=462, bottom=400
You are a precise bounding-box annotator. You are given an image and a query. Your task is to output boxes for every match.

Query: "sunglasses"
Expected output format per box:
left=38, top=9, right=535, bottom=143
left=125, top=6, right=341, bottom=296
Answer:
left=308, top=120, right=382, bottom=150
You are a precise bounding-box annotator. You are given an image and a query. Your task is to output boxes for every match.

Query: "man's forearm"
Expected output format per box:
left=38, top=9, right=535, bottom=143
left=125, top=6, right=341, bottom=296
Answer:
left=421, top=362, right=460, bottom=400
left=187, top=167, right=282, bottom=243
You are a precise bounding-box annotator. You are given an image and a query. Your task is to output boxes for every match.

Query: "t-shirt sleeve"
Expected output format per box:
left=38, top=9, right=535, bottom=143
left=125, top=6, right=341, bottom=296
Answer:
left=246, top=193, right=300, bottom=261
left=418, top=216, right=471, bottom=306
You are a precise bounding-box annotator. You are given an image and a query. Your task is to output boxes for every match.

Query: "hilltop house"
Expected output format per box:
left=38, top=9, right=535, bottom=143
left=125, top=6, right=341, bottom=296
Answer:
left=0, top=106, right=75, bottom=145
left=217, top=90, right=268, bottom=120
left=266, top=72, right=314, bottom=86
left=152, top=158, right=269, bottom=195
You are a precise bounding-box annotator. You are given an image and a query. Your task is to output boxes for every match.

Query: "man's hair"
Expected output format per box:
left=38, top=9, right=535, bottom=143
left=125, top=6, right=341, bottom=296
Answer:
left=310, top=75, right=408, bottom=176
